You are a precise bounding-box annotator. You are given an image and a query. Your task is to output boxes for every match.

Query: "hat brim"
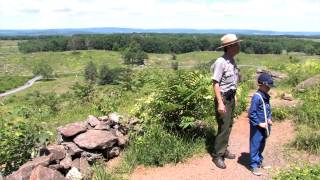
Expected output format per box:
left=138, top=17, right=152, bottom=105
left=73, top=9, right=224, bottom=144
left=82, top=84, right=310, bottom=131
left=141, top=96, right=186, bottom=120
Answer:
left=216, top=39, right=243, bottom=49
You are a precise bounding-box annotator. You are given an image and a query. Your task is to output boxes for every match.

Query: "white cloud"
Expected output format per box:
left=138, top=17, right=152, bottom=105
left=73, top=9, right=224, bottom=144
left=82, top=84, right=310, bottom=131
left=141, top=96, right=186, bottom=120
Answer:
left=0, top=0, right=319, bottom=31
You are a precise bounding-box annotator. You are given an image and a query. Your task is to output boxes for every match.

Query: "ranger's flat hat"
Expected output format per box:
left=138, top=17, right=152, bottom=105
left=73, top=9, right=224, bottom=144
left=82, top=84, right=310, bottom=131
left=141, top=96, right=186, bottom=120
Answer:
left=217, top=34, right=242, bottom=49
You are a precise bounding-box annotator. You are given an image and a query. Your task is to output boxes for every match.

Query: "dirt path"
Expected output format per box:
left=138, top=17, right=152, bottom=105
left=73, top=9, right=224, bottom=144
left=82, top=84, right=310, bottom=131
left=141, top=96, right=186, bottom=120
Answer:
left=0, top=75, right=42, bottom=97
left=130, top=112, right=295, bottom=180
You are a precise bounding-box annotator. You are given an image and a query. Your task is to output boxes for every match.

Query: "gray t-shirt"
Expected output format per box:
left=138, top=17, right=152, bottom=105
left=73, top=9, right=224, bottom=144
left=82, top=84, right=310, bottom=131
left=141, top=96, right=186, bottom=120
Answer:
left=210, top=55, right=239, bottom=93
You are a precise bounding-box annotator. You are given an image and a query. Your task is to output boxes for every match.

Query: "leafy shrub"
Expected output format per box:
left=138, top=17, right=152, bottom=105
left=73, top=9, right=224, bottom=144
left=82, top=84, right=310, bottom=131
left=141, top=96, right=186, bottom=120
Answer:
left=93, top=87, right=122, bottom=114
left=124, top=124, right=199, bottom=167
left=283, top=60, right=320, bottom=87
left=272, top=107, right=292, bottom=121
left=71, top=82, right=95, bottom=103
left=292, top=125, right=320, bottom=154
left=0, top=112, right=42, bottom=175
left=275, top=164, right=320, bottom=179
left=84, top=61, right=98, bottom=83
left=295, top=85, right=320, bottom=128
left=235, top=81, right=250, bottom=116
left=98, top=64, right=113, bottom=85
left=150, top=70, right=214, bottom=131
left=32, top=61, right=54, bottom=79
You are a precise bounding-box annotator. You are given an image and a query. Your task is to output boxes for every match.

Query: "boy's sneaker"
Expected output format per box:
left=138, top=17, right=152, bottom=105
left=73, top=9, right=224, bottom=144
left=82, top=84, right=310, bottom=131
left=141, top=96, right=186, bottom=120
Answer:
left=251, top=168, right=263, bottom=176
left=260, top=162, right=271, bottom=169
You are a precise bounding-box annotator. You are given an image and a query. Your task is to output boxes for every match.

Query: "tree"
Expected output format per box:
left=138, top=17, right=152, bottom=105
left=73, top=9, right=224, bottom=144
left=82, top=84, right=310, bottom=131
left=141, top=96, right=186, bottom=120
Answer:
left=121, top=42, right=148, bottom=65
left=84, top=61, right=98, bottom=83
left=98, top=64, right=113, bottom=85
left=32, top=61, right=54, bottom=79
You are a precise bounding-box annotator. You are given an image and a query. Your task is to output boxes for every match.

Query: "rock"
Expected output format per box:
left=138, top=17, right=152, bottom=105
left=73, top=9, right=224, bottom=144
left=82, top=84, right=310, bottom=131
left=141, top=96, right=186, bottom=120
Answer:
left=86, top=115, right=101, bottom=127
left=107, top=147, right=120, bottom=159
left=269, top=70, right=288, bottom=79
left=79, top=157, right=91, bottom=176
left=57, top=122, right=87, bottom=138
left=71, top=158, right=80, bottom=169
left=74, top=130, right=118, bottom=150
left=98, top=115, right=109, bottom=121
left=81, top=151, right=103, bottom=163
left=94, top=123, right=110, bottom=130
left=62, top=142, right=83, bottom=156
left=128, top=117, right=139, bottom=125
left=21, top=155, right=52, bottom=169
left=295, top=74, right=320, bottom=92
left=117, top=136, right=128, bottom=147
left=108, top=113, right=120, bottom=123
left=6, top=166, right=33, bottom=180
left=60, top=155, right=72, bottom=169
left=47, top=144, right=66, bottom=161
left=281, top=93, right=294, bottom=101
left=29, top=165, right=66, bottom=180
left=7, top=156, right=51, bottom=180
left=113, top=124, right=119, bottom=129
left=56, top=131, right=64, bottom=144
left=48, top=164, right=64, bottom=171
left=66, top=167, right=82, bottom=180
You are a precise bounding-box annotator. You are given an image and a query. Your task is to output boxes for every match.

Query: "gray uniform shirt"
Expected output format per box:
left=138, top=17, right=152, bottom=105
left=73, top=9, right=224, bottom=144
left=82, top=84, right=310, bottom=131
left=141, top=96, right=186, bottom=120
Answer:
left=210, top=55, right=239, bottom=93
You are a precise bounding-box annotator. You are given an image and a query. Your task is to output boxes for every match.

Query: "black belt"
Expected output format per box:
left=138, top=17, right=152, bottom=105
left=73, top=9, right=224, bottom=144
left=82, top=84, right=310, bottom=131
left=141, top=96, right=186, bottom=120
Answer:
left=221, top=89, right=236, bottom=100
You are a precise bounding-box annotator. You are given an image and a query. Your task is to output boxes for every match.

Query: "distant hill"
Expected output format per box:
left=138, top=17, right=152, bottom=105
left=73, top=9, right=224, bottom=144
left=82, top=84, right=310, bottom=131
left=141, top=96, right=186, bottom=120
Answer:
left=0, top=27, right=320, bottom=36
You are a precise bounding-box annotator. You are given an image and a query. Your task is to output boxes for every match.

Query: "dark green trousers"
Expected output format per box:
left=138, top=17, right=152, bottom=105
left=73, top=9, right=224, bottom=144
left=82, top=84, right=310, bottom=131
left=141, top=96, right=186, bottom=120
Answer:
left=212, top=95, right=235, bottom=158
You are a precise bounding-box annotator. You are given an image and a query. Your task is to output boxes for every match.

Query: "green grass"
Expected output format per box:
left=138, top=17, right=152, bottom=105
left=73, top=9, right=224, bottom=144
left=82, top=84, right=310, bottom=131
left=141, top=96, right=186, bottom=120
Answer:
left=0, top=75, right=30, bottom=93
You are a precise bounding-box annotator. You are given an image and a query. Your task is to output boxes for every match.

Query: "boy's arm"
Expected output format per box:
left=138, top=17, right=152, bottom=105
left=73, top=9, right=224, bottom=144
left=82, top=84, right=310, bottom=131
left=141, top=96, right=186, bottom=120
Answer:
left=248, top=95, right=261, bottom=126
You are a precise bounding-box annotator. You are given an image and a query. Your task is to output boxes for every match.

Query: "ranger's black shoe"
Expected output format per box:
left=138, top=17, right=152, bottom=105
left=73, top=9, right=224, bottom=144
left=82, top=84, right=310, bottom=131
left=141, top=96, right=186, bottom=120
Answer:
left=213, top=157, right=226, bottom=169
left=224, top=150, right=236, bottom=159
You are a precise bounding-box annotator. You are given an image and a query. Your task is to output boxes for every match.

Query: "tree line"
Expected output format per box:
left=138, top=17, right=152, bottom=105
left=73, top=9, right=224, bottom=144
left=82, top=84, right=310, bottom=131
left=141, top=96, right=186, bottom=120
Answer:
left=15, top=34, right=320, bottom=55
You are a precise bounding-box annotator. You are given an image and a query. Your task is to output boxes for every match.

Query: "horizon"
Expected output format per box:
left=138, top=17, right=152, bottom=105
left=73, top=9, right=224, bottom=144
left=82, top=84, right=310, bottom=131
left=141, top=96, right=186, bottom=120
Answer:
left=1, top=27, right=320, bottom=33
left=1, top=0, right=320, bottom=32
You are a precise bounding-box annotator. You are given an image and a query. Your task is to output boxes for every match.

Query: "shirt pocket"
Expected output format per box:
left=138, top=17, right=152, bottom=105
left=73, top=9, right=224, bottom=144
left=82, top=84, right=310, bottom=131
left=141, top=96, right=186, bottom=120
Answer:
left=223, top=69, right=234, bottom=84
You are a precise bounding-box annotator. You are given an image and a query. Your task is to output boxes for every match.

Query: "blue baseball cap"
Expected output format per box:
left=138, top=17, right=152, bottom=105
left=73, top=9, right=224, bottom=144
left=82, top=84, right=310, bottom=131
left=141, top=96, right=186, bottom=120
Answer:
left=258, top=73, right=275, bottom=87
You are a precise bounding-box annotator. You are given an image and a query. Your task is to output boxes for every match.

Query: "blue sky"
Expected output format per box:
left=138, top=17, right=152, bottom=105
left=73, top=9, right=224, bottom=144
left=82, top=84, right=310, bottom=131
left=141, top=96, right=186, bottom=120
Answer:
left=0, top=0, right=319, bottom=32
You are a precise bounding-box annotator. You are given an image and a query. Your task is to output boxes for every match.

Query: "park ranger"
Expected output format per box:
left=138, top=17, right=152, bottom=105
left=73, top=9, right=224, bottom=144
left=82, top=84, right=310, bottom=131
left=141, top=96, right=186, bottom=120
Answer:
left=210, top=34, right=241, bottom=169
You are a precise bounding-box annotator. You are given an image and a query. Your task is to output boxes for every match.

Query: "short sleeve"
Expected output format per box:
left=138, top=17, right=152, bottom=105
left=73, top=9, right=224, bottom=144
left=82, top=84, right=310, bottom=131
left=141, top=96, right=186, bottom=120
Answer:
left=211, top=58, right=225, bottom=82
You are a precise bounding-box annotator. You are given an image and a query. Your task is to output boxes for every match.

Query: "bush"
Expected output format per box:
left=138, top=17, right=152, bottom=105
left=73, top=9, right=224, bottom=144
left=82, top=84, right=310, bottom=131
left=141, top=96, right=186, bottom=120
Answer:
left=283, top=60, right=320, bottom=87
left=0, top=113, right=42, bottom=175
left=150, top=70, right=214, bottom=131
left=84, top=61, right=98, bottom=83
left=275, top=164, right=320, bottom=179
left=124, top=124, right=199, bottom=167
left=71, top=82, right=95, bottom=103
left=32, top=61, right=54, bottom=79
left=295, top=85, right=320, bottom=128
left=98, top=64, right=114, bottom=85
left=292, top=125, right=320, bottom=154
left=272, top=107, right=292, bottom=121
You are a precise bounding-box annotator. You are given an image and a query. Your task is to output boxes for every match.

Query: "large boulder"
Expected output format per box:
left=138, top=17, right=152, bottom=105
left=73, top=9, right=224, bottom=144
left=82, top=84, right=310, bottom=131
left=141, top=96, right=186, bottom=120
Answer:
left=57, top=122, right=87, bottom=138
left=29, top=165, right=66, bottom=180
left=74, top=130, right=118, bottom=150
left=47, top=144, right=66, bottom=161
left=86, top=115, right=101, bottom=127
left=295, top=74, right=320, bottom=92
left=66, top=167, right=82, bottom=180
left=61, top=142, right=83, bottom=156
left=60, top=155, right=72, bottom=169
left=7, top=156, right=51, bottom=180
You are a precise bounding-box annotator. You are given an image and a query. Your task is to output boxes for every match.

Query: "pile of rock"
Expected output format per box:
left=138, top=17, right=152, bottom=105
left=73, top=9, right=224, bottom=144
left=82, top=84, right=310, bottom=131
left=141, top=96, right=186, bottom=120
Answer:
left=256, top=68, right=288, bottom=79
left=6, top=113, right=139, bottom=180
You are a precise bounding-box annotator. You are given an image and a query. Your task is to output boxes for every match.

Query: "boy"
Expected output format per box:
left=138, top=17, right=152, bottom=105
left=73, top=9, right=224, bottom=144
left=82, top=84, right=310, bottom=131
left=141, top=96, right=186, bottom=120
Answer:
left=248, top=73, right=274, bottom=176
